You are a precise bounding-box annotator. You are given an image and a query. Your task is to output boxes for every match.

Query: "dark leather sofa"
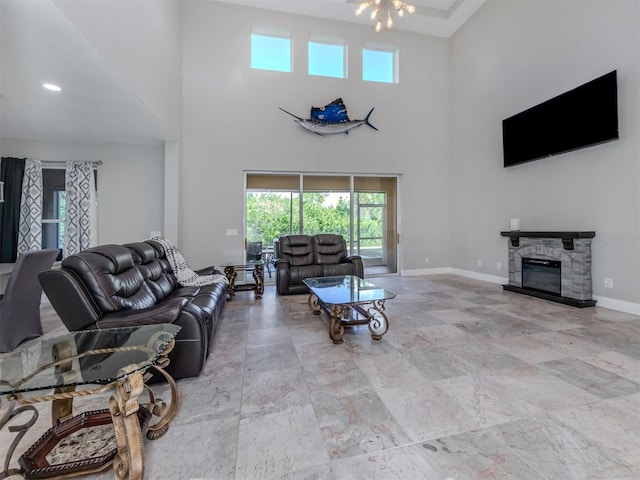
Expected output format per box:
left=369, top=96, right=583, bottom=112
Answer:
left=274, top=234, right=364, bottom=295
left=38, top=240, right=226, bottom=380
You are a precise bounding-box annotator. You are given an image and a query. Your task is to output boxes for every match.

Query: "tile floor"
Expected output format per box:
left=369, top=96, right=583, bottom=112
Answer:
left=1, top=274, right=639, bottom=479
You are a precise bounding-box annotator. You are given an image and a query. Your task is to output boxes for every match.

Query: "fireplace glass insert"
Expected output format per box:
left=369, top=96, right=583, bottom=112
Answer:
left=522, top=258, right=561, bottom=296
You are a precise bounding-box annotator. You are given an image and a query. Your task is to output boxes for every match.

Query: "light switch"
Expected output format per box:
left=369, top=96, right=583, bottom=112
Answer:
left=226, top=229, right=239, bottom=236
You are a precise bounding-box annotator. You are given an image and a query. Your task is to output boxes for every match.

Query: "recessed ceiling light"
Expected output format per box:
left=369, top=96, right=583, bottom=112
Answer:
left=42, top=83, right=62, bottom=92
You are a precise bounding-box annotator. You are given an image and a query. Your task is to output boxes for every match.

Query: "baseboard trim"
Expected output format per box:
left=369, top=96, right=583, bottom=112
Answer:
left=401, top=267, right=507, bottom=284
left=401, top=267, right=451, bottom=276
left=448, top=268, right=508, bottom=285
left=592, top=295, right=640, bottom=315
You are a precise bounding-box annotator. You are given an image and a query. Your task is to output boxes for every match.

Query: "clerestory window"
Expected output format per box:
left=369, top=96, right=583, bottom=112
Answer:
left=251, top=33, right=292, bottom=72
left=362, top=47, right=396, bottom=83
left=308, top=40, right=346, bottom=78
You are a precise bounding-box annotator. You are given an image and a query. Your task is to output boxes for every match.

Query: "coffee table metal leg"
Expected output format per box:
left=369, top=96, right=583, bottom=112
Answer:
left=144, top=367, right=179, bottom=440
left=308, top=293, right=321, bottom=315
left=0, top=398, right=38, bottom=479
left=329, top=305, right=345, bottom=344
left=143, top=334, right=178, bottom=440
left=224, top=266, right=236, bottom=300
left=367, top=300, right=389, bottom=341
left=51, top=340, right=75, bottom=426
left=254, top=264, right=264, bottom=298
left=110, top=368, right=145, bottom=480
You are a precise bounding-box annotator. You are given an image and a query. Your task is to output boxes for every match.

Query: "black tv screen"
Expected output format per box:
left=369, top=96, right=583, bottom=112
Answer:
left=503, top=70, right=618, bottom=167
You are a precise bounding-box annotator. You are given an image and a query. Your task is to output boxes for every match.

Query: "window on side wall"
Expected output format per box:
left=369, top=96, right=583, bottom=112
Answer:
left=308, top=40, right=346, bottom=79
left=362, top=47, right=395, bottom=83
left=251, top=33, right=292, bottom=72
left=41, top=169, right=66, bottom=259
left=41, top=168, right=98, bottom=260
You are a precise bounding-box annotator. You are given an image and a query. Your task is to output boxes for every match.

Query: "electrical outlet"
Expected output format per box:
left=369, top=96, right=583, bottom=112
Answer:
left=497, top=262, right=502, bottom=270
left=477, top=259, right=482, bottom=267
left=425, top=257, right=430, bottom=264
left=604, top=277, right=613, bottom=288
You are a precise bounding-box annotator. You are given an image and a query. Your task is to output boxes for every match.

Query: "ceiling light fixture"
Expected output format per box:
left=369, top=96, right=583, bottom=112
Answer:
left=42, top=83, right=62, bottom=92
left=355, top=0, right=416, bottom=32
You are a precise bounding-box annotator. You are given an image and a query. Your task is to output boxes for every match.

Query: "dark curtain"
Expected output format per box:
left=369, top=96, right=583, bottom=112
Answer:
left=0, top=157, right=26, bottom=262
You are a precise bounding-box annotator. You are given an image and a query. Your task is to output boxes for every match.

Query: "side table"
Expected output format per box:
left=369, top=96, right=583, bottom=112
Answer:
left=0, top=324, right=180, bottom=480
left=223, top=263, right=264, bottom=300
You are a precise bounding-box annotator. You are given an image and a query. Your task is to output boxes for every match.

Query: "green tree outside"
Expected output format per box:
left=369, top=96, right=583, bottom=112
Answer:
left=246, top=191, right=384, bottom=256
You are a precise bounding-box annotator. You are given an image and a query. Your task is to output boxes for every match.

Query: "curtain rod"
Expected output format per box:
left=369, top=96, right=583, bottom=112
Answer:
left=39, top=160, right=102, bottom=169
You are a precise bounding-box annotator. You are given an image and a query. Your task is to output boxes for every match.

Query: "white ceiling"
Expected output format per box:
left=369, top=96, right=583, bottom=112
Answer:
left=0, top=0, right=485, bottom=146
left=218, top=0, right=487, bottom=36
left=0, top=0, right=167, bottom=145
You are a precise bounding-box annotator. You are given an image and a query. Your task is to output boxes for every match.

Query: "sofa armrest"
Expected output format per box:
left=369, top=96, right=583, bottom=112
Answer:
left=194, top=265, right=221, bottom=276
left=275, top=258, right=290, bottom=295
left=39, top=269, right=102, bottom=331
left=95, top=298, right=189, bottom=329
left=344, top=255, right=364, bottom=278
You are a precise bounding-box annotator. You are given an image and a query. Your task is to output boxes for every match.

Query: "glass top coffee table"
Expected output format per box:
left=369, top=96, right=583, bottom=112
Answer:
left=0, top=324, right=180, bottom=480
left=303, top=275, right=396, bottom=344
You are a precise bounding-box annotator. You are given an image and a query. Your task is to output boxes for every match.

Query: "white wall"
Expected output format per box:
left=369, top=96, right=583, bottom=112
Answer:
left=12, top=0, right=182, bottom=245
left=1, top=139, right=165, bottom=244
left=53, top=0, right=183, bottom=140
left=450, top=0, right=640, bottom=305
left=181, top=1, right=451, bottom=269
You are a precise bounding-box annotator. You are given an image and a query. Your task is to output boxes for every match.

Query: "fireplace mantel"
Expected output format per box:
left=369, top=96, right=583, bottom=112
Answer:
left=500, top=231, right=595, bottom=238
left=500, top=231, right=595, bottom=250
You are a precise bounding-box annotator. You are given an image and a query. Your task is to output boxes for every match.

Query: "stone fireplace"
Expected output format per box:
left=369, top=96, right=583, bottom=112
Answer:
left=500, top=231, right=596, bottom=307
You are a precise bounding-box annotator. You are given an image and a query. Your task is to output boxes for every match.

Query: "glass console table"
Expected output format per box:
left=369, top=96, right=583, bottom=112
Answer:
left=303, top=275, right=396, bottom=344
left=0, top=324, right=180, bottom=480
left=223, top=262, right=264, bottom=300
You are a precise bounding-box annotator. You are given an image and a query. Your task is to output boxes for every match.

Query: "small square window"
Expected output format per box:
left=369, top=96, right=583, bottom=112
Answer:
left=363, top=48, right=395, bottom=83
left=308, top=41, right=345, bottom=79
left=251, top=34, right=291, bottom=72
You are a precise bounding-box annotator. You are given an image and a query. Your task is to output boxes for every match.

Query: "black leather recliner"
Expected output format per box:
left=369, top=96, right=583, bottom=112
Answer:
left=38, top=241, right=226, bottom=380
left=274, top=234, right=364, bottom=295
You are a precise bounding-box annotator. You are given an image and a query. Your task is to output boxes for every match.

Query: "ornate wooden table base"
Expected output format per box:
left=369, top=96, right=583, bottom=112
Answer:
left=1, top=333, right=179, bottom=480
left=16, top=407, right=153, bottom=479
left=307, top=294, right=390, bottom=344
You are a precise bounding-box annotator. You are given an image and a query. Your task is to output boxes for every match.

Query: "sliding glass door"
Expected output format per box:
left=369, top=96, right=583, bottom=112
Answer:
left=246, top=191, right=300, bottom=245
left=356, top=193, right=386, bottom=266
left=246, top=173, right=398, bottom=275
left=355, top=176, right=397, bottom=273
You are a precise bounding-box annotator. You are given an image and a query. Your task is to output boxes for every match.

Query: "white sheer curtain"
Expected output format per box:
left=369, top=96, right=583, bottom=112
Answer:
left=64, top=161, right=97, bottom=257
left=17, top=158, right=43, bottom=252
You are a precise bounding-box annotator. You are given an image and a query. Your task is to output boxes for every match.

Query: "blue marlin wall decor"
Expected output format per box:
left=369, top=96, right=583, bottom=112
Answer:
left=279, top=98, right=378, bottom=136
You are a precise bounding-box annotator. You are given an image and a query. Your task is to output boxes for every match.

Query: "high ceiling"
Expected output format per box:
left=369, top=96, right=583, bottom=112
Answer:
left=219, top=0, right=487, bottom=37
left=0, top=0, right=167, bottom=145
left=0, top=0, right=485, bottom=146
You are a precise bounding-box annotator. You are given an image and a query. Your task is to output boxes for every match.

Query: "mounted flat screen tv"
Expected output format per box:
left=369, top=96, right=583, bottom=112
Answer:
left=503, top=70, right=618, bottom=167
